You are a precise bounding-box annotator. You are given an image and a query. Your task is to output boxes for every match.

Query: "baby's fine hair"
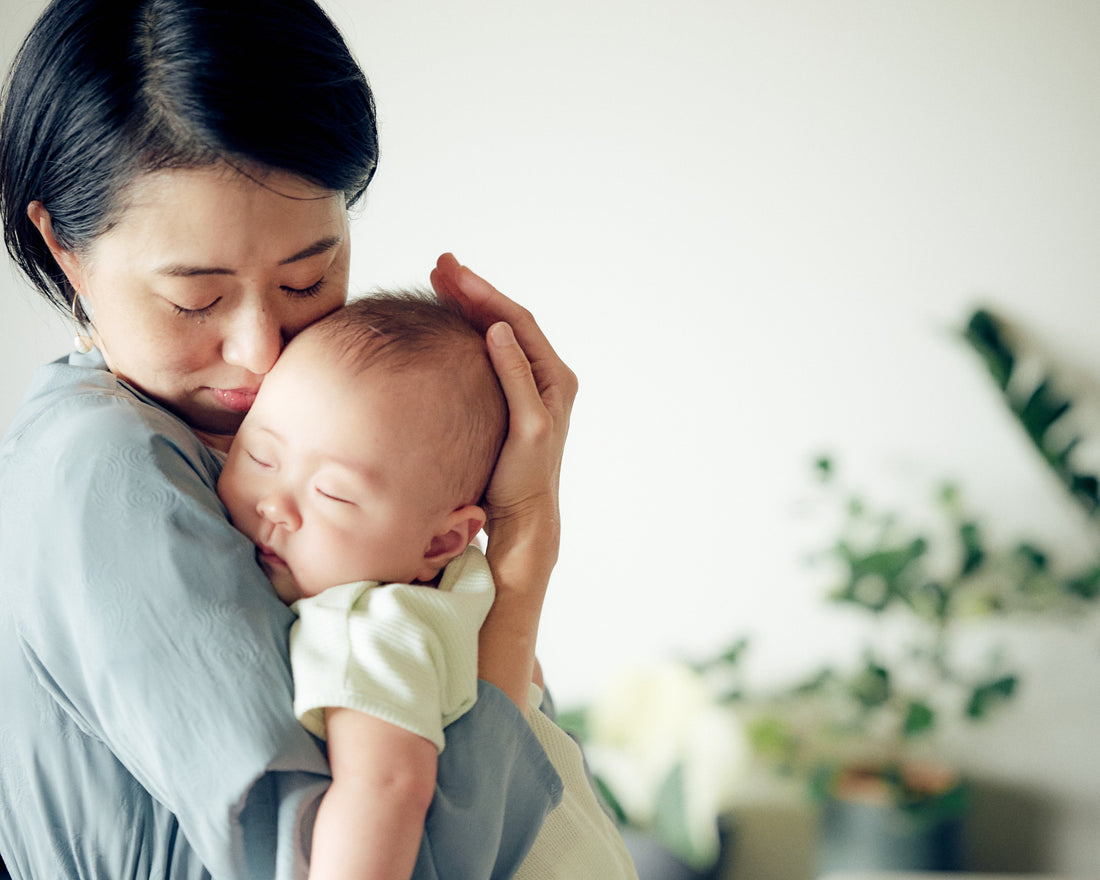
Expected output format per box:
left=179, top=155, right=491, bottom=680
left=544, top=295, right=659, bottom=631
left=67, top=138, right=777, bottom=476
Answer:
left=304, top=289, right=508, bottom=506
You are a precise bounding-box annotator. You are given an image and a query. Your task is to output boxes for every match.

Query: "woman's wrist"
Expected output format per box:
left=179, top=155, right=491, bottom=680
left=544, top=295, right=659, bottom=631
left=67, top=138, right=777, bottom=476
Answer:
left=485, top=496, right=560, bottom=591
left=478, top=500, right=560, bottom=708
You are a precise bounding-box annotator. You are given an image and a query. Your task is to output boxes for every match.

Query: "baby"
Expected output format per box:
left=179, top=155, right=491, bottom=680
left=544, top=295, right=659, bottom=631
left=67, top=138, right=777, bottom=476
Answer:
left=217, top=291, right=637, bottom=879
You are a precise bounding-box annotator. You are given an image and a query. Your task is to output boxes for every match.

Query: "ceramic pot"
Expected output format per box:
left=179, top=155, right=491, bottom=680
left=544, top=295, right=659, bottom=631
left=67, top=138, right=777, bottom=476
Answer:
left=818, top=764, right=967, bottom=872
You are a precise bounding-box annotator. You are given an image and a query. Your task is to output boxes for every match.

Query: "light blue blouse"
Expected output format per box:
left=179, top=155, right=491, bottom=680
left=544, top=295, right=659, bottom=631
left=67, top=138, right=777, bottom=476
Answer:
left=0, top=350, right=560, bottom=879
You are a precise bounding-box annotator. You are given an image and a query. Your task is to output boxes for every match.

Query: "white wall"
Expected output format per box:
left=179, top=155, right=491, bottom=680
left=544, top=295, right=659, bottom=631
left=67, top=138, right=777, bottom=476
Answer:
left=3, top=0, right=1099, bottom=873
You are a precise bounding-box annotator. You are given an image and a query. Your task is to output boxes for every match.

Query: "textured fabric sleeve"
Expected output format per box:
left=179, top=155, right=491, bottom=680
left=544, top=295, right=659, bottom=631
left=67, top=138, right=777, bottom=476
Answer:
left=513, top=688, right=638, bottom=880
left=422, top=682, right=565, bottom=880
left=4, top=379, right=329, bottom=879
left=291, top=546, right=495, bottom=752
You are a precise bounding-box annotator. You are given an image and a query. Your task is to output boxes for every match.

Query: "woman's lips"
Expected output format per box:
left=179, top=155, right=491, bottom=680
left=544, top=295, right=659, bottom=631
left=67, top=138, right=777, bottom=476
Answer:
left=210, top=387, right=259, bottom=413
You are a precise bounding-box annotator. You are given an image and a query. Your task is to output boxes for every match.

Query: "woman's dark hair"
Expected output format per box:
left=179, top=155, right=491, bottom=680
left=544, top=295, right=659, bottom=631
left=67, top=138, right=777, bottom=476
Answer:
left=0, top=0, right=379, bottom=313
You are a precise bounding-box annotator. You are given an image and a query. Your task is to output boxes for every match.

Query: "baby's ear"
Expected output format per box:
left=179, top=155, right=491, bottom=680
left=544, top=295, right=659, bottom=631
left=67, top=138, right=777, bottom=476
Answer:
left=416, top=505, right=487, bottom=581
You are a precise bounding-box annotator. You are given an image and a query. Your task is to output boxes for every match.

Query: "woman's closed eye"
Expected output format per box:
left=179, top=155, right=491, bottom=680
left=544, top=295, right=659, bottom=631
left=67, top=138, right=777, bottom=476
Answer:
left=172, top=297, right=221, bottom=318
left=281, top=278, right=326, bottom=298
left=171, top=281, right=324, bottom=316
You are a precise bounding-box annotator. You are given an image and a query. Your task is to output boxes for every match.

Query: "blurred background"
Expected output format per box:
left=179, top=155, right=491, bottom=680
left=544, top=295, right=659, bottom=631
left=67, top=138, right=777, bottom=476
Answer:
left=3, top=1, right=1099, bottom=877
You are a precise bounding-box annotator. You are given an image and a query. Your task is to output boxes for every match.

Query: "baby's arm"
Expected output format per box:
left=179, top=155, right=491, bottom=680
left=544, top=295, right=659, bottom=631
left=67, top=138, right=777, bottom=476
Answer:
left=308, top=707, right=438, bottom=880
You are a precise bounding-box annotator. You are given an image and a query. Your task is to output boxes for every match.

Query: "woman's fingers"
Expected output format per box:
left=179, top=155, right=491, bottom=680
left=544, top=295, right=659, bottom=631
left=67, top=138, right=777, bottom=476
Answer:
left=430, top=253, right=578, bottom=418
left=486, top=322, right=554, bottom=451
left=431, top=253, right=502, bottom=331
left=482, top=321, right=557, bottom=517
left=428, top=253, right=466, bottom=309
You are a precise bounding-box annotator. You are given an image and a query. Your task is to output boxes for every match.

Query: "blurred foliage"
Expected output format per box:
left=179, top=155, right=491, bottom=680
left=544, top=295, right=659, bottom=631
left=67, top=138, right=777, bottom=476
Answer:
left=965, top=309, right=1099, bottom=516
left=564, top=307, right=1100, bottom=853
left=693, top=307, right=1100, bottom=810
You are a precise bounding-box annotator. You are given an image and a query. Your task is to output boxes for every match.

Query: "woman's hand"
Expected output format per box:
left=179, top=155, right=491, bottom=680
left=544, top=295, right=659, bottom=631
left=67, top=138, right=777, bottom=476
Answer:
left=431, top=254, right=577, bottom=561
left=431, top=253, right=578, bottom=706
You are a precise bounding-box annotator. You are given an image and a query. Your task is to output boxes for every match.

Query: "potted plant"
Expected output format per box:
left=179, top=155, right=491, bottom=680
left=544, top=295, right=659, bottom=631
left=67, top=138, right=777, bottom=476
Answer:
left=700, top=308, right=1100, bottom=871
left=564, top=308, right=1100, bottom=875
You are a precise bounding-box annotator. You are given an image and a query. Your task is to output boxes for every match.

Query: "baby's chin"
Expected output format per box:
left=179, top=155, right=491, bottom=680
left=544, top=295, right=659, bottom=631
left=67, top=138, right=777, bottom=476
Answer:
left=260, top=560, right=305, bottom=606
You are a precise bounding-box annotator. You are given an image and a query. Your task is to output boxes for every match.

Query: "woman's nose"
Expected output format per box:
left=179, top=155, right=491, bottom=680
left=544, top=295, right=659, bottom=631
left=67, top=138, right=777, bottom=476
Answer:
left=257, top=492, right=301, bottom=531
left=222, top=300, right=287, bottom=376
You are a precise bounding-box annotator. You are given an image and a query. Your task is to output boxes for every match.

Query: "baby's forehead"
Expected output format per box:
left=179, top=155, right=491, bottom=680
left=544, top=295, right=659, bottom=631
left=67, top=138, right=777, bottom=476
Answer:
left=277, top=326, right=486, bottom=435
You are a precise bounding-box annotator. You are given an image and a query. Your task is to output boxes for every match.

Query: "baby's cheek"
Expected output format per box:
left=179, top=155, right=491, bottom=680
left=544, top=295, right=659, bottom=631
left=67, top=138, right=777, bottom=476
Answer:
left=304, top=529, right=375, bottom=591
left=289, top=550, right=343, bottom=598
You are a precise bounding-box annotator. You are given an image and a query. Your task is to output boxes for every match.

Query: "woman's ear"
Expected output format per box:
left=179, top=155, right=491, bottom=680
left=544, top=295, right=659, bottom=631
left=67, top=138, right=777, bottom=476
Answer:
left=415, top=504, right=488, bottom=582
left=27, top=201, right=85, bottom=292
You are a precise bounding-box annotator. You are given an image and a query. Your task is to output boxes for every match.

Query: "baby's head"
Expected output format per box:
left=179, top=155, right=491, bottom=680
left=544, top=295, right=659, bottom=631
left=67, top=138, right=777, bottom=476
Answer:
left=217, top=290, right=508, bottom=604
left=308, top=291, right=509, bottom=506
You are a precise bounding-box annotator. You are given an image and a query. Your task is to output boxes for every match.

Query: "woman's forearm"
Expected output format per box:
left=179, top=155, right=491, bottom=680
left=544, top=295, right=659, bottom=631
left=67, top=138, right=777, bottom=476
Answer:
left=478, top=592, right=543, bottom=709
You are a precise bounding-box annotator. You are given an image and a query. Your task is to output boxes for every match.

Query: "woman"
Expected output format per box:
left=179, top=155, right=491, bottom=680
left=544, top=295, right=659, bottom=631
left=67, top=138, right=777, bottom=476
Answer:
left=0, top=1, right=576, bottom=878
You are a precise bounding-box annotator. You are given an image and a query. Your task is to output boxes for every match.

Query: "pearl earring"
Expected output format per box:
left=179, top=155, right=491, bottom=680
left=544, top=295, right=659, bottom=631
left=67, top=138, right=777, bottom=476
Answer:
left=71, top=295, right=93, bottom=354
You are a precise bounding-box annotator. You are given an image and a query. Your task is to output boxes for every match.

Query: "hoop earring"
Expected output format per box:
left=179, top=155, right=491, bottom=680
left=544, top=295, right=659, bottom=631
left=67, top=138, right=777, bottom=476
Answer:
left=71, top=296, right=94, bottom=354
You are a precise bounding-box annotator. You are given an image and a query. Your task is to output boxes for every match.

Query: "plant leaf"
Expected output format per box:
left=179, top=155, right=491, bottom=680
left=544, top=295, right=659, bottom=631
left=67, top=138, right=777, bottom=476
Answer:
left=1014, top=543, right=1048, bottom=571
left=1070, top=474, right=1100, bottom=514
left=593, top=775, right=628, bottom=825
left=850, top=660, right=891, bottom=709
left=556, top=707, right=590, bottom=741
left=715, top=637, right=749, bottom=667
left=809, top=763, right=838, bottom=802
left=963, top=309, right=1014, bottom=390
left=957, top=520, right=984, bottom=577
left=747, top=716, right=796, bottom=764
left=961, top=308, right=1100, bottom=519
left=1018, top=380, right=1070, bottom=446
left=651, top=762, right=717, bottom=870
left=832, top=538, right=927, bottom=610
left=902, top=701, right=936, bottom=737
left=966, top=675, right=1018, bottom=719
left=1064, top=564, right=1100, bottom=600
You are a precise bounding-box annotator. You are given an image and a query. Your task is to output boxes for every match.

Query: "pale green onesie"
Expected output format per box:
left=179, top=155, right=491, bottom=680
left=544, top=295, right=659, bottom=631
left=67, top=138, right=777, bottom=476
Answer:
left=290, top=545, right=638, bottom=879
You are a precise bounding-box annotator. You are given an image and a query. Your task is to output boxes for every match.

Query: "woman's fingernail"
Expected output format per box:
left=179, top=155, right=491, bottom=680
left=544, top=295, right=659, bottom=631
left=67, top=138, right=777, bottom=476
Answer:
left=489, top=322, right=515, bottom=346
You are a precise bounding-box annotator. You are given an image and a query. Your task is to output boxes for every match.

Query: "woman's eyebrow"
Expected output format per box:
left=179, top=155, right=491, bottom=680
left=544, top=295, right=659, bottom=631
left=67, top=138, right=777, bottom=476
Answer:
left=156, top=263, right=233, bottom=278
left=279, top=235, right=342, bottom=266
left=154, top=235, right=343, bottom=277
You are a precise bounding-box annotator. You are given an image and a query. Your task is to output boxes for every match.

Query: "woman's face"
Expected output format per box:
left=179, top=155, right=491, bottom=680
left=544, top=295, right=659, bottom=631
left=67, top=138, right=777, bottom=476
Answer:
left=50, top=165, right=350, bottom=435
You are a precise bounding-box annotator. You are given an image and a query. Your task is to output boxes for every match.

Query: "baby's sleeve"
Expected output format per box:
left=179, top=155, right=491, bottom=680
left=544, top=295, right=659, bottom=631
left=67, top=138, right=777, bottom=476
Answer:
left=291, top=546, right=494, bottom=752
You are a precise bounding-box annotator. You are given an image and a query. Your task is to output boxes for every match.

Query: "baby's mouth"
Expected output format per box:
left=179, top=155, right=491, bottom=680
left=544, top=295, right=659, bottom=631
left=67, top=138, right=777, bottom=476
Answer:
left=256, top=544, right=288, bottom=569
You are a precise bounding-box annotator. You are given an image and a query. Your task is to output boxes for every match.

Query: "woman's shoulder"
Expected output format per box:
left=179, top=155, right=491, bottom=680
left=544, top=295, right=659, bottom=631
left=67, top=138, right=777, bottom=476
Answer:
left=3, top=352, right=220, bottom=491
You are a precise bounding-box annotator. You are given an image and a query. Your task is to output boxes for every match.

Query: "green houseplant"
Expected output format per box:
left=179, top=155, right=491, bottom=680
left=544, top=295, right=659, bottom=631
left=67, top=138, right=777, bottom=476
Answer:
left=724, top=308, right=1099, bottom=869
left=565, top=308, right=1100, bottom=875
left=736, top=450, right=1099, bottom=796
left=731, top=308, right=1100, bottom=869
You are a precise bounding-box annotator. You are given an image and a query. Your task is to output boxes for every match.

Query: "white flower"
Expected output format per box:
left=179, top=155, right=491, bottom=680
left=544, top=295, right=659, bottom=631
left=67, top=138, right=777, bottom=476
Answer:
left=584, top=660, right=750, bottom=866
